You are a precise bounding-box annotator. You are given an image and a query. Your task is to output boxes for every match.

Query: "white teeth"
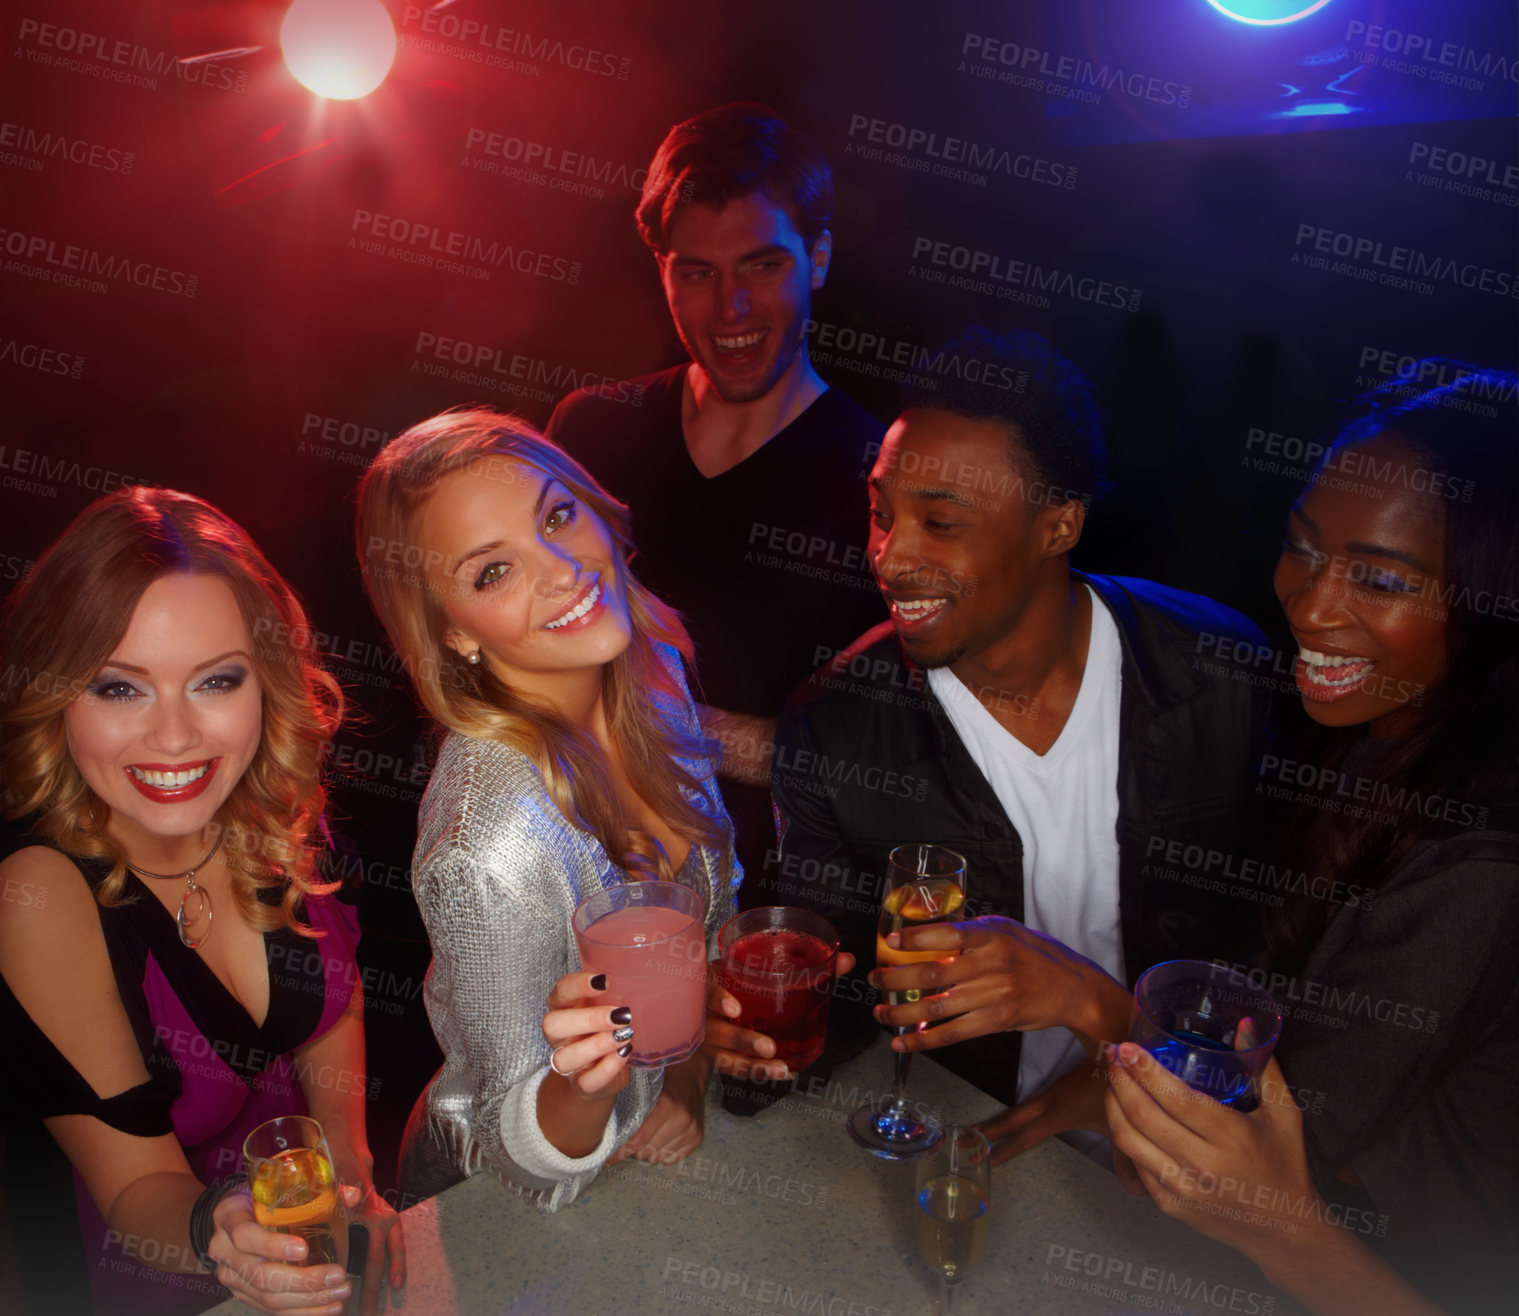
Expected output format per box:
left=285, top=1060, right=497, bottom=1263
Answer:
left=544, top=580, right=601, bottom=629
left=895, top=597, right=948, bottom=617
left=714, top=331, right=764, bottom=350
left=130, top=763, right=208, bottom=788
left=1298, top=647, right=1374, bottom=686
left=1298, top=647, right=1374, bottom=669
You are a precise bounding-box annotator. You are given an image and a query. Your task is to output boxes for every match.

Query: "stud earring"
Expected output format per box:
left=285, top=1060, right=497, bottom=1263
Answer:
left=467, top=650, right=482, bottom=666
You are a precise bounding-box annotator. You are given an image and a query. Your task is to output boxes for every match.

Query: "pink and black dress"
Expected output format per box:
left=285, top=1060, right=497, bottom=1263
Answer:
left=0, top=828, right=360, bottom=1316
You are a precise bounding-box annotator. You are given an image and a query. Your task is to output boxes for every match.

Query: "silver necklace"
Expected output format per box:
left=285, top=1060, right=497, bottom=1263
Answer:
left=126, top=832, right=224, bottom=949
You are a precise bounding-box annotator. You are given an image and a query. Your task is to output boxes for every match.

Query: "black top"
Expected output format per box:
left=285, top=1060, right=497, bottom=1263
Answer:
left=1, top=820, right=361, bottom=1316
left=1276, top=811, right=1519, bottom=1312
left=771, top=572, right=1277, bottom=1102
left=0, top=821, right=332, bottom=1137
left=546, top=365, right=888, bottom=891
left=0, top=824, right=176, bottom=1137
left=545, top=365, right=888, bottom=717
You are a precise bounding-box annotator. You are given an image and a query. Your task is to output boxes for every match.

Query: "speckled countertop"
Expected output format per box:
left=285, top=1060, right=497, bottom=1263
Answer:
left=202, top=1039, right=1300, bottom=1316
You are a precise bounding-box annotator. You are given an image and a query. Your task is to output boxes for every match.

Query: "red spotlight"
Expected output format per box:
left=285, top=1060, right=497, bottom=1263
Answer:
left=280, top=0, right=396, bottom=100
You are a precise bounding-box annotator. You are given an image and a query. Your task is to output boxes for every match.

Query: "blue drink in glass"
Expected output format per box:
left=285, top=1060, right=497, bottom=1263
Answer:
left=1148, top=1030, right=1257, bottom=1108
left=1130, top=961, right=1283, bottom=1111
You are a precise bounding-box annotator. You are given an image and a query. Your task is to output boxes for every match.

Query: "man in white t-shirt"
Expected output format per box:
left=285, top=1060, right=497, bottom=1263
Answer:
left=923, top=576, right=1122, bottom=1106
left=771, top=328, right=1276, bottom=1152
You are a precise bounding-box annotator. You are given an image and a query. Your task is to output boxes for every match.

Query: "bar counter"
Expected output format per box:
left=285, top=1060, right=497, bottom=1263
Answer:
left=206, top=1038, right=1299, bottom=1315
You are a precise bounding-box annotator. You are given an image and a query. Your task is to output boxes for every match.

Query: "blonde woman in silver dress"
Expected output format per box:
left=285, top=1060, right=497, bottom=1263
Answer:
left=356, top=408, right=814, bottom=1211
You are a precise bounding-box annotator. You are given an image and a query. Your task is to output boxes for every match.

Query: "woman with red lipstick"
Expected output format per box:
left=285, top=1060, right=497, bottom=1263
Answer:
left=356, top=409, right=798, bottom=1211
left=1102, top=370, right=1519, bottom=1313
left=0, top=488, right=403, bottom=1316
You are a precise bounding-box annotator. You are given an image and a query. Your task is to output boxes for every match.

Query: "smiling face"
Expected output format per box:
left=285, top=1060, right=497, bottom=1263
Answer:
left=1273, top=432, right=1449, bottom=735
left=659, top=191, right=830, bottom=404
left=62, top=573, right=263, bottom=852
left=868, top=409, right=1081, bottom=669
left=416, top=457, right=633, bottom=709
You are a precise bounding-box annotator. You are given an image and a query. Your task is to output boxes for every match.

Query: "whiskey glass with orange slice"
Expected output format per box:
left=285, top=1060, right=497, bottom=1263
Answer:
left=847, top=843, right=967, bottom=1158
left=243, top=1115, right=347, bottom=1270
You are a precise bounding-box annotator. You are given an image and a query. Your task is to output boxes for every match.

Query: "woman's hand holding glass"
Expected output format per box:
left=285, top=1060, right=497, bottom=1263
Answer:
left=1103, top=1043, right=1323, bottom=1266
left=206, top=1190, right=351, bottom=1316
left=541, top=971, right=636, bottom=1097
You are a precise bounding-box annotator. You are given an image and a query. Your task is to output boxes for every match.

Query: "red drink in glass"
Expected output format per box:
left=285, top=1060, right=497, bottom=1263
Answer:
left=573, top=882, right=707, bottom=1067
left=718, top=908, right=840, bottom=1073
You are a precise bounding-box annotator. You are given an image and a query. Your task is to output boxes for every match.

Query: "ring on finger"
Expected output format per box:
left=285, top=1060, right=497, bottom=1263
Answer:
left=548, top=1047, right=582, bottom=1079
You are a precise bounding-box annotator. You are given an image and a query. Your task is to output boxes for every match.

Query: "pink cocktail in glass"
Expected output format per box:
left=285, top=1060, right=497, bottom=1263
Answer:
left=573, top=882, right=707, bottom=1067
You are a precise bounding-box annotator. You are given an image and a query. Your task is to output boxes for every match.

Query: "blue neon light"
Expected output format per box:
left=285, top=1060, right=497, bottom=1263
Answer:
left=1272, top=100, right=1362, bottom=117
left=1204, top=1, right=1336, bottom=25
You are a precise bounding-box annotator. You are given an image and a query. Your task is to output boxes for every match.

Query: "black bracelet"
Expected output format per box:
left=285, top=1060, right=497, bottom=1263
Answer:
left=190, top=1174, right=250, bottom=1273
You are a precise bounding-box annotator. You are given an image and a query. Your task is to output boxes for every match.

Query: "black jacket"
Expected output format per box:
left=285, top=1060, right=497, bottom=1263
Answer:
left=769, top=572, right=1277, bottom=1107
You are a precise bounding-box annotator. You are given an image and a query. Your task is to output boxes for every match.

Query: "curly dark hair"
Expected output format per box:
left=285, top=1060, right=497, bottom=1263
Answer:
left=898, top=326, right=1111, bottom=508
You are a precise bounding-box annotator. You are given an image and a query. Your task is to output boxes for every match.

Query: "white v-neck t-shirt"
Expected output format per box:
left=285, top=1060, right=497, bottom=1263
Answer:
left=926, top=585, right=1124, bottom=1103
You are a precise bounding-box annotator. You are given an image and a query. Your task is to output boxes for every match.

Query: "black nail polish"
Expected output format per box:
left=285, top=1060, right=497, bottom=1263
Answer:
left=610, top=1006, right=632, bottom=1025
left=589, top=973, right=607, bottom=992
left=613, top=1025, right=634, bottom=1043
left=617, top=1042, right=633, bottom=1057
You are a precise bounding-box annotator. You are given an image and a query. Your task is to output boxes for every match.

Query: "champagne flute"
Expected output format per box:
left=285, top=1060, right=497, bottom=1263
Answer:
left=847, top=843, right=966, bottom=1158
left=916, top=1126, right=990, bottom=1313
left=243, top=1115, right=348, bottom=1270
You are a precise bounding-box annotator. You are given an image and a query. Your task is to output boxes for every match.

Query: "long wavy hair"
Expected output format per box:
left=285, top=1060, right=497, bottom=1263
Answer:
left=1268, top=367, right=1519, bottom=967
left=0, top=488, right=343, bottom=936
left=354, top=408, right=725, bottom=881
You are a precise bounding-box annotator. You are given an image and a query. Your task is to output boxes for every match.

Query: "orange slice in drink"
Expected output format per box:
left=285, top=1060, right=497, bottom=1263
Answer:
left=250, top=1150, right=338, bottom=1230
left=893, top=882, right=963, bottom=922
left=256, top=1183, right=338, bottom=1230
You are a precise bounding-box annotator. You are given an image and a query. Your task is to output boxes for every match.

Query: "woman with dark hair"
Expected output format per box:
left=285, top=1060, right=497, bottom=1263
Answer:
left=1104, top=369, right=1519, bottom=1314
left=355, top=409, right=819, bottom=1211
left=0, top=488, right=403, bottom=1315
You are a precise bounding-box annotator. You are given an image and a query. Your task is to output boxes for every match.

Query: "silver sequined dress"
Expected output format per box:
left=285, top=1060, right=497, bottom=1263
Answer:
left=398, top=647, right=740, bottom=1211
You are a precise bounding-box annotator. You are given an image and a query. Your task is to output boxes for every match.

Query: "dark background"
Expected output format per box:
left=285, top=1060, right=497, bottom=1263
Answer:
left=0, top=0, right=1513, bottom=1228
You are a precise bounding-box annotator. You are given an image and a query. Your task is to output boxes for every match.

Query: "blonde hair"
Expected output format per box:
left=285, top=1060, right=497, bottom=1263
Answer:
left=0, top=488, right=343, bottom=935
left=355, top=407, right=725, bottom=881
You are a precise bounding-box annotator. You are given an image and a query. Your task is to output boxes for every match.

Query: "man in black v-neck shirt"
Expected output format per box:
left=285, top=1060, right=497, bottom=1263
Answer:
left=546, top=103, right=886, bottom=904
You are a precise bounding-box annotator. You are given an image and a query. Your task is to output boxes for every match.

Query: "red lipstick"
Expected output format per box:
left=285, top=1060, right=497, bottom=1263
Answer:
left=123, top=758, right=219, bottom=804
